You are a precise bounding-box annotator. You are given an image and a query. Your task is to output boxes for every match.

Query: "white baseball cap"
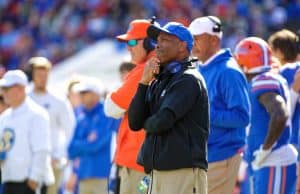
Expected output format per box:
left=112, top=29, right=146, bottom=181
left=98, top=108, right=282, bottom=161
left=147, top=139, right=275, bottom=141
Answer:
left=29, top=56, right=52, bottom=69
left=0, top=70, right=28, bottom=88
left=189, top=16, right=223, bottom=39
left=72, top=77, right=105, bottom=95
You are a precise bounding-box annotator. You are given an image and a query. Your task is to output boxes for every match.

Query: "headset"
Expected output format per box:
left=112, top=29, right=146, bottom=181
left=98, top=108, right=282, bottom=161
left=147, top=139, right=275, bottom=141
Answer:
left=207, top=16, right=222, bottom=33
left=167, top=57, right=199, bottom=74
left=143, top=16, right=157, bottom=52
left=143, top=37, right=155, bottom=53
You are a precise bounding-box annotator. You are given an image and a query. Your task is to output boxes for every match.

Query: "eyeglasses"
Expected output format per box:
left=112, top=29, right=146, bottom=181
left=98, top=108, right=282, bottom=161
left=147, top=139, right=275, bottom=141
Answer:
left=127, top=39, right=139, bottom=47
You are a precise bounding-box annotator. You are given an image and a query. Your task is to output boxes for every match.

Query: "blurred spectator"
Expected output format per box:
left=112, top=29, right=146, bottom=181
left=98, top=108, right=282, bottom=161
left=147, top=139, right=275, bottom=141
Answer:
left=235, top=36, right=297, bottom=194
left=0, top=70, right=54, bottom=194
left=66, top=75, right=83, bottom=111
left=269, top=29, right=300, bottom=65
left=268, top=29, right=300, bottom=193
left=68, top=77, right=120, bottom=194
left=268, top=29, right=300, bottom=147
left=118, top=61, right=136, bottom=82
left=27, top=57, right=76, bottom=194
left=107, top=60, right=135, bottom=194
left=59, top=76, right=84, bottom=194
left=1, top=0, right=300, bottom=70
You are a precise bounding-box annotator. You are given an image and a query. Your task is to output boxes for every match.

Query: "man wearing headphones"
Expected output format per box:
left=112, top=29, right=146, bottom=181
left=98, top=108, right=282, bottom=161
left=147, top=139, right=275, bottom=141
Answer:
left=128, top=22, right=209, bottom=194
left=104, top=19, right=155, bottom=194
left=28, top=57, right=76, bottom=194
left=189, top=16, right=250, bottom=194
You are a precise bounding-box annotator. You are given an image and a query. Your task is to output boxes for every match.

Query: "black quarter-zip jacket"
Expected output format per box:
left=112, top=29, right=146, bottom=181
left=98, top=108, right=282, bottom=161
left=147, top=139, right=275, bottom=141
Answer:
left=128, top=62, right=210, bottom=174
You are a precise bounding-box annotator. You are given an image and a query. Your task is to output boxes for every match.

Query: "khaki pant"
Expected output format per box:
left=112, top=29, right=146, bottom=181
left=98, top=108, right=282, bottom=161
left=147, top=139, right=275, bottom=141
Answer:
left=296, top=163, right=300, bottom=194
left=47, top=167, right=62, bottom=194
left=149, top=168, right=207, bottom=194
left=208, top=153, right=242, bottom=194
left=79, top=179, right=107, bottom=194
left=119, top=167, right=146, bottom=194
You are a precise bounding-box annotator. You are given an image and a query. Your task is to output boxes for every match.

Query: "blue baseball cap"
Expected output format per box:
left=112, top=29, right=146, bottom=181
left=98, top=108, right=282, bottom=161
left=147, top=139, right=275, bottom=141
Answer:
left=147, top=22, right=194, bottom=52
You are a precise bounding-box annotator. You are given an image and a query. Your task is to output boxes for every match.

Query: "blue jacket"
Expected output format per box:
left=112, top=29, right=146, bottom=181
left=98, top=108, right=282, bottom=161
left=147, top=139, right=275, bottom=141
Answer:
left=68, top=102, right=120, bottom=180
left=199, top=49, right=250, bottom=162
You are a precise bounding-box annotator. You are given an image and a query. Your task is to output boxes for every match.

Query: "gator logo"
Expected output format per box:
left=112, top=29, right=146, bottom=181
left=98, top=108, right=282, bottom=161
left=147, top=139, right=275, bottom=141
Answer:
left=0, top=128, right=15, bottom=152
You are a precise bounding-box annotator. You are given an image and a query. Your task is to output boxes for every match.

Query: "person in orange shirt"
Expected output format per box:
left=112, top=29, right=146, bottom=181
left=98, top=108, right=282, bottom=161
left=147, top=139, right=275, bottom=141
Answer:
left=104, top=19, right=156, bottom=194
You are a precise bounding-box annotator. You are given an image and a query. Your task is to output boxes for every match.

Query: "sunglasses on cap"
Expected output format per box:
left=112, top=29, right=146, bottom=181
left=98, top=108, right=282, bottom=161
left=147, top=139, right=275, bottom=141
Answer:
left=127, top=39, right=140, bottom=47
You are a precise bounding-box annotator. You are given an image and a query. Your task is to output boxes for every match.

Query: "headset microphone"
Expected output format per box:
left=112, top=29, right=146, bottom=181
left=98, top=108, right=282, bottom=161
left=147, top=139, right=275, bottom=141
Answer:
left=150, top=16, right=156, bottom=24
left=182, top=57, right=199, bottom=67
left=189, top=57, right=199, bottom=63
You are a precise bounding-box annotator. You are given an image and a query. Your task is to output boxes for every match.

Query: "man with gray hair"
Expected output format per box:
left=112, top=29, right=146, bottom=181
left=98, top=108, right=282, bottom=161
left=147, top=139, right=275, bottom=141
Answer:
left=189, top=16, right=250, bottom=194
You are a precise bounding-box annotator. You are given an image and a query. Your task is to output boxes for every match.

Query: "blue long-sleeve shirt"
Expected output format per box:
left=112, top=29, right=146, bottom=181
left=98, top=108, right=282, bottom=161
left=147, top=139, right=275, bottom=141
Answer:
left=68, top=102, right=120, bottom=180
left=199, top=49, right=250, bottom=162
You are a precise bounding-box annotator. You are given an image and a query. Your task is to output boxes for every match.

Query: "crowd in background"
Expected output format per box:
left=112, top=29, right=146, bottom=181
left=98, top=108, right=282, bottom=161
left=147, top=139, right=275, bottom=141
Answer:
left=0, top=1, right=300, bottom=194
left=1, top=0, right=300, bottom=71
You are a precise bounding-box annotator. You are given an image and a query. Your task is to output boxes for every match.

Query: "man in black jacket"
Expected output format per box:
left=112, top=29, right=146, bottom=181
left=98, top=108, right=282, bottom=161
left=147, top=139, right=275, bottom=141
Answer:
left=128, top=22, right=209, bottom=194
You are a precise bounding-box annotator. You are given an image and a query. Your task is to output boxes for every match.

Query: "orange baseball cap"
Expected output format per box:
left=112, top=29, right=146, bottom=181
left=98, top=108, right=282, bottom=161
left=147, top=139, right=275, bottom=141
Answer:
left=116, top=19, right=151, bottom=41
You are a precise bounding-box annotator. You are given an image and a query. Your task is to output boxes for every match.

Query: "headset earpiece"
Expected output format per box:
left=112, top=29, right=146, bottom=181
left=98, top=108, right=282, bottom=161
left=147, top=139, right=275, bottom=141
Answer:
left=167, top=58, right=198, bottom=74
left=207, top=16, right=221, bottom=33
left=143, top=38, right=156, bottom=53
